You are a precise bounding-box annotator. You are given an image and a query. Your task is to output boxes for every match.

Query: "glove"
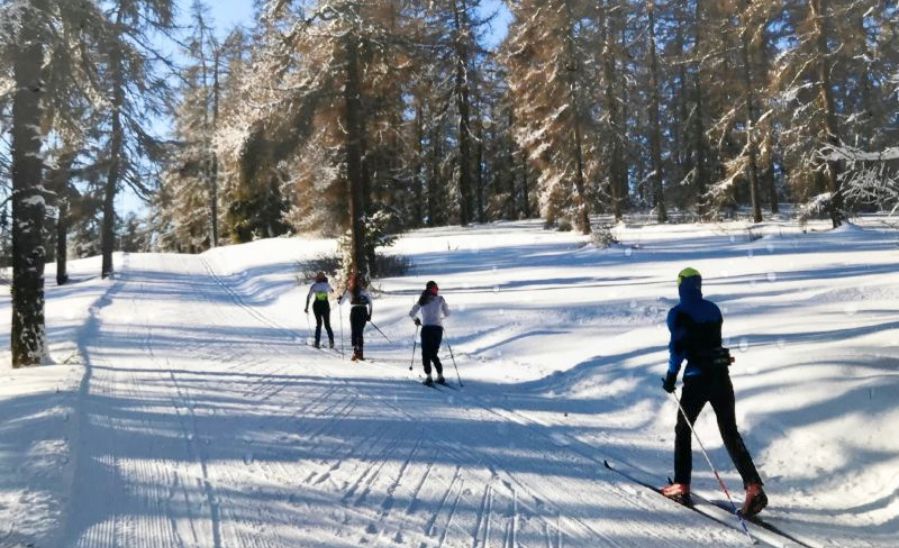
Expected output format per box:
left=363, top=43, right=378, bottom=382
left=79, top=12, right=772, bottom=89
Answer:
left=662, top=372, right=678, bottom=394
left=414, top=318, right=421, bottom=326
left=367, top=314, right=372, bottom=322
left=304, top=308, right=308, bottom=314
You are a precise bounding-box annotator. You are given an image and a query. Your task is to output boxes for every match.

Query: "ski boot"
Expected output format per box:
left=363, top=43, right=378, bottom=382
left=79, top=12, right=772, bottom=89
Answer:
left=661, top=483, right=691, bottom=504
left=436, top=375, right=446, bottom=385
left=741, top=483, right=767, bottom=517
left=329, top=340, right=335, bottom=349
left=423, top=376, right=434, bottom=386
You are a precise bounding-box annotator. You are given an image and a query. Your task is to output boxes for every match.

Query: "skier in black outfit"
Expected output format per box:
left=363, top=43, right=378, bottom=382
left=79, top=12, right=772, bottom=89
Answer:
left=409, top=281, right=450, bottom=385
left=304, top=272, right=335, bottom=348
left=661, top=267, right=767, bottom=517
left=338, top=273, right=373, bottom=361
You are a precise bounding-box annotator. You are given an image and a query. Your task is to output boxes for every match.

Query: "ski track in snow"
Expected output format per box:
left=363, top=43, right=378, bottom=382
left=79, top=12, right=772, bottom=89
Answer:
left=47, top=250, right=741, bottom=547
left=3, top=219, right=898, bottom=547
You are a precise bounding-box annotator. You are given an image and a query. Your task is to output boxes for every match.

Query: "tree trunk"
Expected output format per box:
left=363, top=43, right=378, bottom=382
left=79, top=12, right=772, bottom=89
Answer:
left=49, top=150, right=76, bottom=286
left=11, top=0, right=47, bottom=367
left=506, top=107, right=517, bottom=220
left=210, top=48, right=221, bottom=247
left=563, top=0, right=591, bottom=235
left=809, top=0, right=843, bottom=227
left=692, top=1, right=709, bottom=202
left=56, top=197, right=69, bottom=286
left=647, top=0, right=667, bottom=223
left=344, top=31, right=367, bottom=276
left=740, top=18, right=762, bottom=223
left=414, top=101, right=425, bottom=227
left=452, top=0, right=473, bottom=226
left=763, top=130, right=779, bottom=213
left=101, top=8, right=126, bottom=279
left=428, top=120, right=441, bottom=226
left=603, top=0, right=624, bottom=222
left=475, top=114, right=485, bottom=224
left=521, top=150, right=531, bottom=219
left=673, top=3, right=689, bottom=186
left=757, top=25, right=779, bottom=214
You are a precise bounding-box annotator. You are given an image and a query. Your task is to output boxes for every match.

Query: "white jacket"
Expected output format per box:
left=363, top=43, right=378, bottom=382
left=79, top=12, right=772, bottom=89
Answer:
left=409, top=295, right=449, bottom=327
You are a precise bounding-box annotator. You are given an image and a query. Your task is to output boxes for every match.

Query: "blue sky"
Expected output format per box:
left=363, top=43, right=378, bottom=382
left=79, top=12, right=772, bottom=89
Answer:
left=201, top=1, right=511, bottom=43
left=203, top=1, right=254, bottom=39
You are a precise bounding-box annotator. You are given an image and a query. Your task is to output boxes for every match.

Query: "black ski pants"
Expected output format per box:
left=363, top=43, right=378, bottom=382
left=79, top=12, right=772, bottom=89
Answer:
left=674, top=373, right=762, bottom=487
left=350, top=306, right=367, bottom=356
left=312, top=300, right=334, bottom=346
left=420, top=325, right=444, bottom=377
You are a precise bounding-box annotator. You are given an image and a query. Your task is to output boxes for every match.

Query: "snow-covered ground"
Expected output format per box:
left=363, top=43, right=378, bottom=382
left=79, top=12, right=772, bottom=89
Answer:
left=1, top=218, right=897, bottom=547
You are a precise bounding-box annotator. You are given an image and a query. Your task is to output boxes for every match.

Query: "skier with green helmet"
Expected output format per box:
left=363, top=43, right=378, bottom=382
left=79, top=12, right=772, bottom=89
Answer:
left=661, top=267, right=767, bottom=517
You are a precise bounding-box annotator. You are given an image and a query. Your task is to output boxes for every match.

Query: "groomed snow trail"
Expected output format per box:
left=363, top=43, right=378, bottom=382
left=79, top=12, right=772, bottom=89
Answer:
left=60, top=252, right=746, bottom=547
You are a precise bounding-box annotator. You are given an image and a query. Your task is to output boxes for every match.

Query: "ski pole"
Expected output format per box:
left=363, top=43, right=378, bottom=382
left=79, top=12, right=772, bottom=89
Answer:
left=368, top=320, right=392, bottom=343
left=305, top=310, right=313, bottom=345
left=445, top=336, right=462, bottom=387
left=665, top=388, right=752, bottom=541
left=409, top=324, right=419, bottom=371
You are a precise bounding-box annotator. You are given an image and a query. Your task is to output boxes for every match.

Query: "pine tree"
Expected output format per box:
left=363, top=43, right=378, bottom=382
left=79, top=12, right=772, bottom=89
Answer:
left=645, top=0, right=667, bottom=222
left=505, top=0, right=597, bottom=234
left=220, top=1, right=420, bottom=275
left=157, top=0, right=223, bottom=253
left=597, top=0, right=629, bottom=221
left=97, top=0, right=175, bottom=277
left=770, top=0, right=892, bottom=226
left=704, top=0, right=777, bottom=222
left=46, top=144, right=78, bottom=285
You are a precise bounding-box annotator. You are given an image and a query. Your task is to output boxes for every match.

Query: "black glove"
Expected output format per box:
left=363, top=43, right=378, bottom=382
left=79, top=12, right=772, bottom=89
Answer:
left=414, top=318, right=421, bottom=326
left=304, top=308, right=308, bottom=314
left=367, top=314, right=372, bottom=322
left=662, top=372, right=678, bottom=394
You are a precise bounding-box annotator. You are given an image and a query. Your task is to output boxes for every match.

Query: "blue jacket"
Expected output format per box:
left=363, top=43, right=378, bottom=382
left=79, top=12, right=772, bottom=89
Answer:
left=666, top=275, right=723, bottom=379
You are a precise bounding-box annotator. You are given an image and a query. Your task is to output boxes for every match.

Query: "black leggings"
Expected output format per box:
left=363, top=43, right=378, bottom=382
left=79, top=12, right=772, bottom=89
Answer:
left=350, top=306, right=367, bottom=356
left=420, top=325, right=444, bottom=376
left=312, top=300, right=333, bottom=345
left=674, top=374, right=762, bottom=487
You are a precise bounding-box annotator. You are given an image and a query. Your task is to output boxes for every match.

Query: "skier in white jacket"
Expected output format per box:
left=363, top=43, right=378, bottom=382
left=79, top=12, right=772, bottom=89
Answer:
left=409, top=281, right=450, bottom=385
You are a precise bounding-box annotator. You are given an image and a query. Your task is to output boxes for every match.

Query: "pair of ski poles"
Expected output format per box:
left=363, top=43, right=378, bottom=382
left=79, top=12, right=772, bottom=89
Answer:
left=409, top=324, right=463, bottom=386
left=665, top=383, right=752, bottom=541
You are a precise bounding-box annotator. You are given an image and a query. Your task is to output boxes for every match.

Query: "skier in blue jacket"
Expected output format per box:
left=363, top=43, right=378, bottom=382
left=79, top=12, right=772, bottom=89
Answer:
left=661, top=267, right=767, bottom=517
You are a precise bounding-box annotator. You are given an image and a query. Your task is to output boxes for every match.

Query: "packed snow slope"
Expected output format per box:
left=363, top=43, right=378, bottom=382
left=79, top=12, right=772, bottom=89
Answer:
left=1, top=218, right=897, bottom=547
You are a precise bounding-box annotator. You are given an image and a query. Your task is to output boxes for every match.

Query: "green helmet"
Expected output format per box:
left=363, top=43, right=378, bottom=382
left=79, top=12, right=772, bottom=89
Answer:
left=677, top=267, right=701, bottom=286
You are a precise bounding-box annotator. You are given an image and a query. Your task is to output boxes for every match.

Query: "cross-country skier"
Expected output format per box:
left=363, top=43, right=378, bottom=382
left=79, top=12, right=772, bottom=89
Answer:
left=409, top=281, right=450, bottom=386
left=661, top=267, right=767, bottom=517
left=338, top=273, right=373, bottom=361
left=304, top=272, right=335, bottom=349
